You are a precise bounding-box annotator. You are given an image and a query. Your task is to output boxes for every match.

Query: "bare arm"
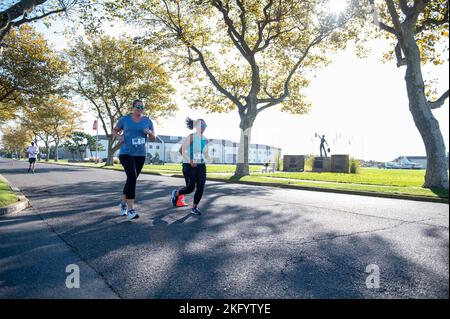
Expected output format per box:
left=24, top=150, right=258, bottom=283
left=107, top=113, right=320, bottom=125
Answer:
left=112, top=127, right=124, bottom=143
left=180, top=135, right=193, bottom=164
left=144, top=128, right=156, bottom=142
left=203, top=143, right=211, bottom=163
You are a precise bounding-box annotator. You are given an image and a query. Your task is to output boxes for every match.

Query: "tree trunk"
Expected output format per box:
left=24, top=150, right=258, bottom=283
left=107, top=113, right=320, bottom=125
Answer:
left=234, top=113, right=256, bottom=177
left=45, top=143, right=49, bottom=162
left=54, top=140, right=59, bottom=162
left=403, top=35, right=449, bottom=190
left=106, top=137, right=114, bottom=166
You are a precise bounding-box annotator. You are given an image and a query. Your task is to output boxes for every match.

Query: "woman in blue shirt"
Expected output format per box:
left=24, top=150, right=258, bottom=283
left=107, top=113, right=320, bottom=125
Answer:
left=171, top=117, right=210, bottom=215
left=113, top=100, right=155, bottom=220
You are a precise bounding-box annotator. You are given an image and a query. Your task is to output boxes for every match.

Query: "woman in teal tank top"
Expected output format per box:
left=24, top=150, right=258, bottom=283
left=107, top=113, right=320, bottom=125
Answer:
left=171, top=118, right=210, bottom=215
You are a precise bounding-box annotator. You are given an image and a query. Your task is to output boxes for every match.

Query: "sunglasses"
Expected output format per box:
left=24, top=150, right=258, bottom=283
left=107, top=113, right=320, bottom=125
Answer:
left=134, top=104, right=144, bottom=110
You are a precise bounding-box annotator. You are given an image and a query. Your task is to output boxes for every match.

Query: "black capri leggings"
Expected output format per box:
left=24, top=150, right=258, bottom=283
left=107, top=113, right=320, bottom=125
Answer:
left=178, top=163, right=206, bottom=205
left=119, top=155, right=146, bottom=200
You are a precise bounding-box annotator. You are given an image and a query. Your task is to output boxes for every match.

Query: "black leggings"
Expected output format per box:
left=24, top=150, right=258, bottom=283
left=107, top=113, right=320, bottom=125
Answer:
left=119, top=155, right=146, bottom=200
left=178, top=163, right=206, bottom=205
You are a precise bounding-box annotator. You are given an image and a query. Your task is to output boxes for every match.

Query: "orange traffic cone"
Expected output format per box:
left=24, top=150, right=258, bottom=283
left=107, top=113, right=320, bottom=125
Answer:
left=176, top=194, right=188, bottom=207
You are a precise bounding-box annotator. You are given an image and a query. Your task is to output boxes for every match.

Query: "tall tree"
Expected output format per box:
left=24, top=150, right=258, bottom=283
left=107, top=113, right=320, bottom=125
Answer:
left=84, top=132, right=105, bottom=158
left=21, top=95, right=81, bottom=161
left=92, top=0, right=362, bottom=176
left=0, top=25, right=68, bottom=122
left=367, top=0, right=449, bottom=190
left=0, top=124, right=32, bottom=158
left=46, top=97, right=81, bottom=161
left=68, top=35, right=176, bottom=165
left=63, top=131, right=104, bottom=160
left=1, top=0, right=78, bottom=42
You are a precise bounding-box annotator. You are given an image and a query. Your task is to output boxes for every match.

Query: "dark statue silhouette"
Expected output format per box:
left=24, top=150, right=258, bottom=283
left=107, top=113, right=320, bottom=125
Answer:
left=315, top=133, right=331, bottom=157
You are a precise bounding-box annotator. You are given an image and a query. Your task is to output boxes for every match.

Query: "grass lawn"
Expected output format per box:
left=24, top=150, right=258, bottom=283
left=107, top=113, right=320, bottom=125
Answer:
left=140, top=163, right=262, bottom=174
left=208, top=174, right=448, bottom=198
left=32, top=159, right=448, bottom=199
left=254, top=167, right=428, bottom=187
left=0, top=179, right=17, bottom=207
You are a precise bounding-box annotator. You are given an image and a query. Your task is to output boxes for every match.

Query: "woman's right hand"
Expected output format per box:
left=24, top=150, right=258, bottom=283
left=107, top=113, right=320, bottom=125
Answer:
left=190, top=161, right=197, bottom=168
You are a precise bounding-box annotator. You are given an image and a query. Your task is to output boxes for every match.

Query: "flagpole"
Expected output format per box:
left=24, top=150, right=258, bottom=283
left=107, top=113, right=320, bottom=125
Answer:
left=96, top=118, right=99, bottom=164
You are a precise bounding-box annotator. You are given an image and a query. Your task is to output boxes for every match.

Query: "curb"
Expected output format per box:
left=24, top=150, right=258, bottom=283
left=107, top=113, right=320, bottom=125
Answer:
left=33, top=160, right=449, bottom=204
left=0, top=175, right=30, bottom=216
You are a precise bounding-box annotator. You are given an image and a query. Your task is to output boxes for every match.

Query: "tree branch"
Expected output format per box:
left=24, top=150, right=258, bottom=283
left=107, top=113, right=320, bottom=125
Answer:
left=379, top=21, right=397, bottom=34
left=190, top=45, right=244, bottom=110
left=252, top=0, right=275, bottom=52
left=385, top=0, right=404, bottom=38
left=399, top=0, right=412, bottom=15
left=211, top=0, right=252, bottom=58
left=415, top=4, right=449, bottom=33
left=429, top=89, right=449, bottom=109
left=256, top=34, right=324, bottom=114
left=409, top=0, right=431, bottom=26
left=235, top=0, right=247, bottom=39
left=395, top=42, right=407, bottom=67
left=10, top=7, right=67, bottom=28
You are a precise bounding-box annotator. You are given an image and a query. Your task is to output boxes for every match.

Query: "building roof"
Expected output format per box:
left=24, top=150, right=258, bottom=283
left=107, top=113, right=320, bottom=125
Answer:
left=405, top=156, right=427, bottom=160
left=156, top=135, right=183, bottom=143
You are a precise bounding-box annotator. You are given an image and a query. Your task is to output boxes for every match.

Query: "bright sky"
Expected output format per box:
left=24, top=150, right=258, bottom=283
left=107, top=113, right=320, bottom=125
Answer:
left=32, top=7, right=449, bottom=163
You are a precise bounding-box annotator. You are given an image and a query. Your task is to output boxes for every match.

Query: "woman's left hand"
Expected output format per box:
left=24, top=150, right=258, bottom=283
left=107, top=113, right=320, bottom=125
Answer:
left=145, top=129, right=156, bottom=142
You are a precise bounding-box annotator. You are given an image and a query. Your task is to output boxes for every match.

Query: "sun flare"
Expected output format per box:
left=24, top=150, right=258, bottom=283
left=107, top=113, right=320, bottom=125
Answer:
left=327, top=0, right=348, bottom=14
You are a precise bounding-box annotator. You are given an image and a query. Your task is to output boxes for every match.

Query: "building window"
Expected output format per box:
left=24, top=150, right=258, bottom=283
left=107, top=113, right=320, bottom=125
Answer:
left=149, top=145, right=153, bottom=149
left=156, top=146, right=160, bottom=150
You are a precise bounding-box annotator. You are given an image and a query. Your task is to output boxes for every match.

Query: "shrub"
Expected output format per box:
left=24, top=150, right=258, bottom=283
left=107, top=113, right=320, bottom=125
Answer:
left=305, top=154, right=314, bottom=171
left=350, top=158, right=361, bottom=174
left=275, top=152, right=282, bottom=171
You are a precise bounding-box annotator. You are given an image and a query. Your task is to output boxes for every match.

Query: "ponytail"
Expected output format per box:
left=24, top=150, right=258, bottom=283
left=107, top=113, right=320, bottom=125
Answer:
left=185, top=117, right=207, bottom=131
left=185, top=117, right=194, bottom=130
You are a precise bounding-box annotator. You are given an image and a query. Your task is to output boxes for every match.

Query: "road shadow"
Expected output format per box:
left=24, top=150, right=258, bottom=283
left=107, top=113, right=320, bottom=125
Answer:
left=0, top=168, right=448, bottom=299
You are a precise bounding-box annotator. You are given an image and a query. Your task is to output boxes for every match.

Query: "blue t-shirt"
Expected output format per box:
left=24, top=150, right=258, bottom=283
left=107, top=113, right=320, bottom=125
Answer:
left=116, top=115, right=154, bottom=157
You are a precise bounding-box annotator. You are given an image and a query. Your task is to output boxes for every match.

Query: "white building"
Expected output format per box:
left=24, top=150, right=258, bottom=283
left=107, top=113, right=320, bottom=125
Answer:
left=87, top=135, right=281, bottom=164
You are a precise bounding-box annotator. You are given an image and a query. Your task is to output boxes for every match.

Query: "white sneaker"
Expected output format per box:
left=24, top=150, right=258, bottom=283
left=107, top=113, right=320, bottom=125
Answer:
left=119, top=201, right=127, bottom=216
left=127, top=209, right=140, bottom=220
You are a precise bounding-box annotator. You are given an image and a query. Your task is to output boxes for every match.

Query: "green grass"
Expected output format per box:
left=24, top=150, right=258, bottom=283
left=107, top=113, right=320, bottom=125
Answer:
left=140, top=163, right=262, bottom=173
left=32, top=159, right=448, bottom=199
left=208, top=174, right=448, bottom=198
left=253, top=167, right=429, bottom=187
left=0, top=179, right=17, bottom=207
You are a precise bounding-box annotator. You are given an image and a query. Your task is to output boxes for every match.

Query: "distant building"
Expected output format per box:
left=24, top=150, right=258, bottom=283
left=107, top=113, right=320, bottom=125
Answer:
left=86, top=134, right=282, bottom=164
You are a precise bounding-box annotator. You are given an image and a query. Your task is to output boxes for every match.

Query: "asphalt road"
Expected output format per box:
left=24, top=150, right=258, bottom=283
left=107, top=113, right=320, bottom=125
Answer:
left=0, top=159, right=448, bottom=299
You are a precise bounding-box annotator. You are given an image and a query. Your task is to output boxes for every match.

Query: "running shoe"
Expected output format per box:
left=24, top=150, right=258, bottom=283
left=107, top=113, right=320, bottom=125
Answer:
left=127, top=209, right=140, bottom=220
left=191, top=207, right=202, bottom=216
left=119, top=201, right=127, bottom=216
left=171, top=189, right=178, bottom=207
